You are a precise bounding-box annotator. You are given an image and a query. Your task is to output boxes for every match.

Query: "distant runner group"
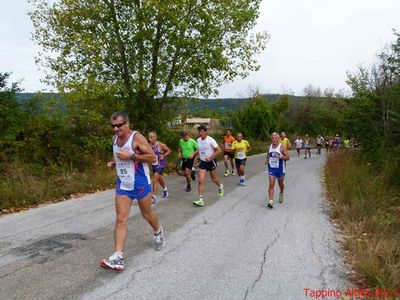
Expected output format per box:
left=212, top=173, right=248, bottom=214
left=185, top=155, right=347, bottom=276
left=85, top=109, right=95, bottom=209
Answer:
left=101, top=111, right=353, bottom=271
left=294, top=133, right=355, bottom=159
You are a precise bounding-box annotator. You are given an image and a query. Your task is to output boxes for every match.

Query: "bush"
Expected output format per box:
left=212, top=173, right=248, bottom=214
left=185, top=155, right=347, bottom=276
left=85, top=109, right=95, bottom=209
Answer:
left=325, top=151, right=400, bottom=288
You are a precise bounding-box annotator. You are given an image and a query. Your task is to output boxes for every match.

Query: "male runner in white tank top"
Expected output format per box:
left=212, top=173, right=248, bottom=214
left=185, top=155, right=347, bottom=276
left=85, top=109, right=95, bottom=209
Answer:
left=266, top=132, right=290, bottom=208
left=100, top=112, right=165, bottom=271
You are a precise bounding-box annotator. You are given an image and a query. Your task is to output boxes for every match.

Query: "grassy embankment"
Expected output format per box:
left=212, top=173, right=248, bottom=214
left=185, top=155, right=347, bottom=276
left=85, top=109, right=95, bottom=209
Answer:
left=0, top=134, right=267, bottom=214
left=0, top=161, right=115, bottom=213
left=324, top=151, right=400, bottom=288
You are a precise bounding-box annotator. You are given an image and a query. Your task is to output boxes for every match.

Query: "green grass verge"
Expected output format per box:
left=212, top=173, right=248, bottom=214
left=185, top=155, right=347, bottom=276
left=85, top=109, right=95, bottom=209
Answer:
left=0, top=160, right=115, bottom=212
left=324, top=151, right=400, bottom=288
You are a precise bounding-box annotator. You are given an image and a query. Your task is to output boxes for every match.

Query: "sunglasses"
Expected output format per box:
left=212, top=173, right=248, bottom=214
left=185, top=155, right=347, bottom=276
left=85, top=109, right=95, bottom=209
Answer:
left=111, top=121, right=127, bottom=128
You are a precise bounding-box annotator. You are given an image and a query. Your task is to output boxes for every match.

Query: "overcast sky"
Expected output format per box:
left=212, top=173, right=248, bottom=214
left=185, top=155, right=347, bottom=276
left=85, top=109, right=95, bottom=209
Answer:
left=1, top=0, right=399, bottom=97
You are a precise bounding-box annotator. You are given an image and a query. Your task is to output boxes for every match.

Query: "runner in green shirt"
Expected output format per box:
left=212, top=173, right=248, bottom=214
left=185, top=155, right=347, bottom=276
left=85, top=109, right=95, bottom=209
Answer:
left=178, top=131, right=198, bottom=192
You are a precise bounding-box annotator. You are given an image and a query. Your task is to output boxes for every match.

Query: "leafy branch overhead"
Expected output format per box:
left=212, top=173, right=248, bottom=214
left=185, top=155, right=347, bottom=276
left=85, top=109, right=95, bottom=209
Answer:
left=29, top=0, right=268, bottom=101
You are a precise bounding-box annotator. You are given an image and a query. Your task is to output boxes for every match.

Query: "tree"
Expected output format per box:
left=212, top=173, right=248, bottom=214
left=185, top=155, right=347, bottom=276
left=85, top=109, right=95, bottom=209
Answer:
left=231, top=95, right=275, bottom=140
left=303, top=84, right=321, bottom=99
left=346, top=30, right=400, bottom=160
left=0, top=73, right=24, bottom=156
left=271, top=94, right=291, bottom=131
left=29, top=0, right=268, bottom=130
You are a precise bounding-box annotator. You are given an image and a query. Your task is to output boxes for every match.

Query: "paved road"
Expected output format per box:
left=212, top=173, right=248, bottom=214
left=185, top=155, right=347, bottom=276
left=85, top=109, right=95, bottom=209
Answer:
left=0, top=151, right=350, bottom=299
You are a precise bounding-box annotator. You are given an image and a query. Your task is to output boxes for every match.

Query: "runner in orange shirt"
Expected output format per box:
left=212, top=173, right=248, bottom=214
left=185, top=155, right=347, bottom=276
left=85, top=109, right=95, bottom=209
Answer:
left=221, top=129, right=235, bottom=177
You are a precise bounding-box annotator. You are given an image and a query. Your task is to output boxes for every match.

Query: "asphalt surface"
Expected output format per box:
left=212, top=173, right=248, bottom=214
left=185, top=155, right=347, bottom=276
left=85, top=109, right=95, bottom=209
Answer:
left=0, top=151, right=350, bottom=299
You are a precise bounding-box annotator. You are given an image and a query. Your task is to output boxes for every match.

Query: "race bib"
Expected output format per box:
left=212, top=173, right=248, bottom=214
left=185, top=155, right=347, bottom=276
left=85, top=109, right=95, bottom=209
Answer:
left=200, top=150, right=207, bottom=160
left=116, top=161, right=134, bottom=190
left=152, top=155, right=159, bottom=166
left=237, top=151, right=246, bottom=159
left=269, top=157, right=279, bottom=168
left=224, top=142, right=231, bottom=149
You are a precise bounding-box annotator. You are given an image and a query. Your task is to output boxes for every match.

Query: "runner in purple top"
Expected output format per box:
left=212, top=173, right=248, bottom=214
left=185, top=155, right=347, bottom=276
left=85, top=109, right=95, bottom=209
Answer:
left=148, top=131, right=172, bottom=204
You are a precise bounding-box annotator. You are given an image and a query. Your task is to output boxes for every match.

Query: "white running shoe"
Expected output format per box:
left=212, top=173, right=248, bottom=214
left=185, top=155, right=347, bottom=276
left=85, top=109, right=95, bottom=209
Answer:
left=100, top=254, right=124, bottom=271
left=154, top=226, right=165, bottom=251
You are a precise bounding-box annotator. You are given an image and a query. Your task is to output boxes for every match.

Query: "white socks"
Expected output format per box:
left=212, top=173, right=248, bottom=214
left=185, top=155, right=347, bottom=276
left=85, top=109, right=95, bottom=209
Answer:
left=111, top=252, right=123, bottom=260
left=154, top=227, right=162, bottom=235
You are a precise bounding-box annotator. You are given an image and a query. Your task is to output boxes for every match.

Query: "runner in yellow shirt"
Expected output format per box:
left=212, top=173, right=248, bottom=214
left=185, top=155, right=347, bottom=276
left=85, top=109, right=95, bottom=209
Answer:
left=279, top=131, right=291, bottom=149
left=231, top=132, right=251, bottom=186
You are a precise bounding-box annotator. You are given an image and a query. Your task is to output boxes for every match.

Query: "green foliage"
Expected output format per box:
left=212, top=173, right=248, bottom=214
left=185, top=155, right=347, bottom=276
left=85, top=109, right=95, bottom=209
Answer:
left=345, top=30, right=400, bottom=171
left=0, top=74, right=118, bottom=209
left=270, top=95, right=291, bottom=131
left=0, top=73, right=24, bottom=157
left=229, top=92, right=345, bottom=140
left=231, top=95, right=275, bottom=139
left=286, top=85, right=346, bottom=136
left=29, top=0, right=269, bottom=131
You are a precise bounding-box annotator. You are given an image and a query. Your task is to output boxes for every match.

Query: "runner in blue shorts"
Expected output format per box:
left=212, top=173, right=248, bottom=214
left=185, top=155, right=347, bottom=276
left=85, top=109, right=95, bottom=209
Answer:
left=100, top=112, right=165, bottom=271
left=265, top=132, right=290, bottom=208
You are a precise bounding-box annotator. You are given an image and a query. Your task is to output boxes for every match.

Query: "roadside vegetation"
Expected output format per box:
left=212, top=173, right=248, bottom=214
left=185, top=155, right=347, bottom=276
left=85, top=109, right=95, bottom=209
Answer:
left=325, top=31, right=400, bottom=288
left=325, top=152, right=400, bottom=288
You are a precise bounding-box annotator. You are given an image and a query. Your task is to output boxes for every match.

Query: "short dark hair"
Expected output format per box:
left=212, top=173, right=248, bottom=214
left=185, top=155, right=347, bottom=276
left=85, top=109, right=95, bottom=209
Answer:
left=111, top=111, right=129, bottom=122
left=197, top=125, right=208, bottom=132
left=180, top=130, right=188, bottom=137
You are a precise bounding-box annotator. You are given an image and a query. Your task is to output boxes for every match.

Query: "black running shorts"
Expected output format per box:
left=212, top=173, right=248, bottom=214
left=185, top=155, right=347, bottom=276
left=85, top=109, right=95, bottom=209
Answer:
left=181, top=158, right=195, bottom=171
left=223, top=151, right=234, bottom=159
left=199, top=159, right=217, bottom=171
left=235, top=158, right=247, bottom=170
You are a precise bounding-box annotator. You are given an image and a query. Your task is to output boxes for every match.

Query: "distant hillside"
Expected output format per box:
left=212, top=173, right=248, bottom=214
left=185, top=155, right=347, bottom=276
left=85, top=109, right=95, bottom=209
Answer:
left=16, top=92, right=304, bottom=114
left=186, top=94, right=303, bottom=113
left=16, top=93, right=60, bottom=102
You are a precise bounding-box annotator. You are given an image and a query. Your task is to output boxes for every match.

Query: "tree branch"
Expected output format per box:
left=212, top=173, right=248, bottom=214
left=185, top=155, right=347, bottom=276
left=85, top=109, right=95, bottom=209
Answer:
left=104, top=0, right=134, bottom=101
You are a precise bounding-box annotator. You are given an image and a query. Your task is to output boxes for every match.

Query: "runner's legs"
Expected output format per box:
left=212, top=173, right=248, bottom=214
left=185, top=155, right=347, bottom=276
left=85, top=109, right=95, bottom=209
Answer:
left=197, top=168, right=207, bottom=196
left=184, top=168, right=192, bottom=185
left=137, top=193, right=160, bottom=231
left=157, top=173, right=166, bottom=190
left=210, top=169, right=221, bottom=187
left=114, top=195, right=133, bottom=252
left=152, top=172, right=160, bottom=196
left=239, top=164, right=245, bottom=176
left=230, top=156, right=235, bottom=171
left=278, top=177, right=285, bottom=194
left=268, top=176, right=276, bottom=200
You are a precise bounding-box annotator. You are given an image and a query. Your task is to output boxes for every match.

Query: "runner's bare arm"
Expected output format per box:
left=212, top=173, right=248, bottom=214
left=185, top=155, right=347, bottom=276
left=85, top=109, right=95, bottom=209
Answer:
left=107, top=161, right=116, bottom=169
left=247, top=141, right=251, bottom=153
left=177, top=146, right=182, bottom=158
left=160, top=143, right=172, bottom=159
left=212, top=145, right=222, bottom=159
left=189, top=148, right=198, bottom=159
left=281, top=145, right=290, bottom=161
left=265, top=146, right=269, bottom=164
left=132, top=133, right=157, bottom=163
left=107, top=135, right=116, bottom=169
